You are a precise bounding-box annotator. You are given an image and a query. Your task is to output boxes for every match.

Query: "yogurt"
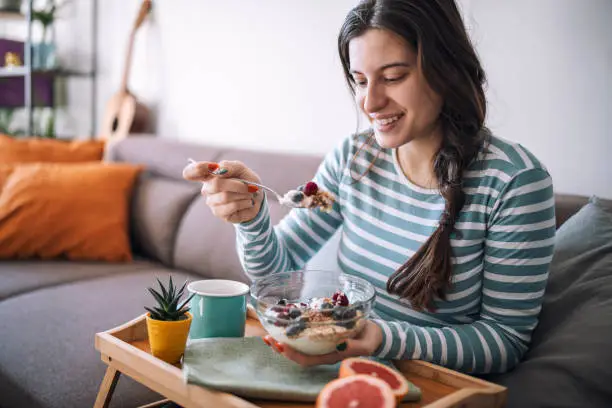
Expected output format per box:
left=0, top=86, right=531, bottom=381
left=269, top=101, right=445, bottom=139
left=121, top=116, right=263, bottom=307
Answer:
left=265, top=324, right=339, bottom=355
left=260, top=293, right=364, bottom=355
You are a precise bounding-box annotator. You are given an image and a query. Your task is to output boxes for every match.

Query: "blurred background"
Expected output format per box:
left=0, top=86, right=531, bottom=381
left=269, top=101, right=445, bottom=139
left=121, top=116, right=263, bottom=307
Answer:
left=0, top=0, right=610, bottom=197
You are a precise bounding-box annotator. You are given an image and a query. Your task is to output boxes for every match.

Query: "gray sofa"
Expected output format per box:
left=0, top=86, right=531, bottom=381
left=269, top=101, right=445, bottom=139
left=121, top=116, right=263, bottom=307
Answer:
left=0, top=137, right=610, bottom=408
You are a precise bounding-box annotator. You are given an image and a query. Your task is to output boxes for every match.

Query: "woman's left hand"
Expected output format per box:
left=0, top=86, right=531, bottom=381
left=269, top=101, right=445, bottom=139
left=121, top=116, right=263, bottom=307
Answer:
left=263, top=320, right=383, bottom=367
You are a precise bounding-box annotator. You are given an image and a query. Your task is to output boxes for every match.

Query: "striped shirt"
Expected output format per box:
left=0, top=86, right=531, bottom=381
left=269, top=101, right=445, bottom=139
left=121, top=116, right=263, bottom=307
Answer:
left=236, top=131, right=556, bottom=374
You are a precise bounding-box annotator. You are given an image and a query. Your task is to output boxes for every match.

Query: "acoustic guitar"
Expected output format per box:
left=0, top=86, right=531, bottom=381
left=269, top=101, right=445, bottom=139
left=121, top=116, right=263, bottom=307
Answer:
left=100, top=0, right=152, bottom=141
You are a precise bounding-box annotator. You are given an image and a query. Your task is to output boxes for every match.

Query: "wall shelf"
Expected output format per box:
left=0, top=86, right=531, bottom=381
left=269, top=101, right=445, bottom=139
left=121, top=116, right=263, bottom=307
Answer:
left=0, top=66, right=28, bottom=77
left=0, top=11, right=23, bottom=20
left=0, top=67, right=95, bottom=78
left=0, top=0, right=98, bottom=138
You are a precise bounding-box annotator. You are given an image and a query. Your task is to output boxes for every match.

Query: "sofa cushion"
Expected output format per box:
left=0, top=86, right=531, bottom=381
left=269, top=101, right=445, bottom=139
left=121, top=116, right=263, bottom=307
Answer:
left=0, top=259, right=158, bottom=301
left=0, top=134, right=105, bottom=163
left=0, top=267, right=201, bottom=408
left=130, top=172, right=198, bottom=266
left=486, top=196, right=612, bottom=408
left=173, top=199, right=251, bottom=282
left=0, top=162, right=143, bottom=262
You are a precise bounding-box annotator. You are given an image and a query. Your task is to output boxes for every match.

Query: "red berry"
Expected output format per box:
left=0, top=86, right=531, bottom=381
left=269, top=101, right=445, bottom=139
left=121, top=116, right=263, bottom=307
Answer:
left=334, top=292, right=349, bottom=307
left=303, top=181, right=319, bottom=196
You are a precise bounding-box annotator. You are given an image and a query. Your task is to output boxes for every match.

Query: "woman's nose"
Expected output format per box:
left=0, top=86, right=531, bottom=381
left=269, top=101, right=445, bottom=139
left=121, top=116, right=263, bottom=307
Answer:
left=362, top=82, right=387, bottom=114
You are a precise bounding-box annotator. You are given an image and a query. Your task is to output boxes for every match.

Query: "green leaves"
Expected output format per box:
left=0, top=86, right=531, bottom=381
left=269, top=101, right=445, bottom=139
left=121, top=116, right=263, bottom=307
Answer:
left=145, top=276, right=195, bottom=321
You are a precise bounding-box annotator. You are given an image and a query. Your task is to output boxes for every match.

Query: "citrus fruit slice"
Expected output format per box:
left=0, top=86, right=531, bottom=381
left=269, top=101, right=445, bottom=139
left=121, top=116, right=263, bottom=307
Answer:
left=339, top=357, right=410, bottom=403
left=316, top=374, right=395, bottom=408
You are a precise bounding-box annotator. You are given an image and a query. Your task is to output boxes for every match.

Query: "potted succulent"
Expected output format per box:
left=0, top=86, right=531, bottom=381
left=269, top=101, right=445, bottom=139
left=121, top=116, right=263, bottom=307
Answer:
left=145, top=276, right=195, bottom=364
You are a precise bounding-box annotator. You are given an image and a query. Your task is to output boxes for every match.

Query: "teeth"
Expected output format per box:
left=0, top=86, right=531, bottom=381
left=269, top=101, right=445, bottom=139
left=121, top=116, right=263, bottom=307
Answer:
left=375, top=115, right=401, bottom=126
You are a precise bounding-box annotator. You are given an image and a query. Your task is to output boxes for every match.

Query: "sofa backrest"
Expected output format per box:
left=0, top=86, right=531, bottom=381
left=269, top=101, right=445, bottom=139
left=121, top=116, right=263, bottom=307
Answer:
left=106, top=136, right=610, bottom=282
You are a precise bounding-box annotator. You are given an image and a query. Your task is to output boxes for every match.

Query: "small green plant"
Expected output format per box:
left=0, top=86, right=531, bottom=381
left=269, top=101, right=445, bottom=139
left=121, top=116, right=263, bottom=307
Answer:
left=32, top=0, right=72, bottom=43
left=145, top=276, right=194, bottom=321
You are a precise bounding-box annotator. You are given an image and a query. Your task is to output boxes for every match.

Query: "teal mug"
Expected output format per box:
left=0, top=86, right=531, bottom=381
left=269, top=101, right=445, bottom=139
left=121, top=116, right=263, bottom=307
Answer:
left=187, top=279, right=250, bottom=339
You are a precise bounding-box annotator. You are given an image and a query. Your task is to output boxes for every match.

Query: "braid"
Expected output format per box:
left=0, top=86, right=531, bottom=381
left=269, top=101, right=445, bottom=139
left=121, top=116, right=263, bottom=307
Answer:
left=386, top=142, right=466, bottom=310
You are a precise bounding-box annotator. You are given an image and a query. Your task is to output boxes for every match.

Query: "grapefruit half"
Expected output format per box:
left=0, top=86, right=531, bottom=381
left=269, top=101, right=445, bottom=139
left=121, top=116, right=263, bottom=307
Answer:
left=339, top=357, right=410, bottom=403
left=316, top=374, right=395, bottom=408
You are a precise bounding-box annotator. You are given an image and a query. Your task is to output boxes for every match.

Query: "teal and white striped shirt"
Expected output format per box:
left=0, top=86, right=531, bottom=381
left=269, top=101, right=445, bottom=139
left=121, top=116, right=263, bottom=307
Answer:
left=236, top=131, right=555, bottom=374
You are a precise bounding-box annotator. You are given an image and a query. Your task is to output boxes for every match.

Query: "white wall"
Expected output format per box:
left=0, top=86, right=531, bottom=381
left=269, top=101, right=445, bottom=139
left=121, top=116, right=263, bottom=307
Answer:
left=97, top=0, right=612, bottom=198
left=464, top=0, right=612, bottom=198
left=96, top=0, right=361, bottom=156
left=3, top=1, right=610, bottom=198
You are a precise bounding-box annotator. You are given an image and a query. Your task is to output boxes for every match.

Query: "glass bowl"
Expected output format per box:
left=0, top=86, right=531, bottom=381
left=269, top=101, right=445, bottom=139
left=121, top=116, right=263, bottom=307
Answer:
left=250, top=270, right=376, bottom=355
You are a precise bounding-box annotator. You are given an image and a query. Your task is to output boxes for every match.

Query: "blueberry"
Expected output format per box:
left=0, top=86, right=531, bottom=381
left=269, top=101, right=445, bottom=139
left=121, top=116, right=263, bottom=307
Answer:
left=286, top=321, right=306, bottom=337
left=288, top=308, right=302, bottom=319
left=320, top=302, right=334, bottom=316
left=291, top=191, right=305, bottom=203
left=344, top=309, right=357, bottom=320
left=274, top=312, right=290, bottom=327
left=333, top=307, right=356, bottom=321
left=297, top=184, right=305, bottom=192
left=277, top=298, right=287, bottom=305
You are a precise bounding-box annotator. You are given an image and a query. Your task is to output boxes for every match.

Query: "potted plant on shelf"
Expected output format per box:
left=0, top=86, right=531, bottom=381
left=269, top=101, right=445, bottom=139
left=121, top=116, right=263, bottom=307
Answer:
left=145, top=276, right=194, bottom=364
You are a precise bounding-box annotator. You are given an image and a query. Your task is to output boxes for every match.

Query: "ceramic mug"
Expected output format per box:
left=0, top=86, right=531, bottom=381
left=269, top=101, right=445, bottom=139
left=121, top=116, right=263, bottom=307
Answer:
left=187, top=279, right=250, bottom=339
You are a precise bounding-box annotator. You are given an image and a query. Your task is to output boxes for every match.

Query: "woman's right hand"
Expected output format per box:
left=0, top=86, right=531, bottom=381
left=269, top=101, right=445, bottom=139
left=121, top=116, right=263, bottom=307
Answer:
left=183, top=160, right=264, bottom=224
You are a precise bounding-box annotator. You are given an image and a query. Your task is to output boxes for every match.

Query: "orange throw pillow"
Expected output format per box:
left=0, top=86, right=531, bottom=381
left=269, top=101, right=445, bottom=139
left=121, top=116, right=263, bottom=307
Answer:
left=0, top=134, right=105, bottom=163
left=0, top=162, right=143, bottom=262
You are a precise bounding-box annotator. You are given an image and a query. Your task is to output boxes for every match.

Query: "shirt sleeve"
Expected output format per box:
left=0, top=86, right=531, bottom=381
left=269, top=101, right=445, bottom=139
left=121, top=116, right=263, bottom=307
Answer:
left=234, top=137, right=351, bottom=280
left=371, top=167, right=556, bottom=374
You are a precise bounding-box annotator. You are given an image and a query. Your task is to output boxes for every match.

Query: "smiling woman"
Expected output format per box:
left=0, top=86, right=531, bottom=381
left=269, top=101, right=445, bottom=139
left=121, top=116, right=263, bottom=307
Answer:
left=183, top=0, right=556, bottom=375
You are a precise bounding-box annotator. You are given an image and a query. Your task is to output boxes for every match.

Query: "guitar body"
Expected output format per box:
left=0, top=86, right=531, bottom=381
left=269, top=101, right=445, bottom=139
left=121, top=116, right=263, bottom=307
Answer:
left=101, top=91, right=149, bottom=141
left=99, top=0, right=152, bottom=142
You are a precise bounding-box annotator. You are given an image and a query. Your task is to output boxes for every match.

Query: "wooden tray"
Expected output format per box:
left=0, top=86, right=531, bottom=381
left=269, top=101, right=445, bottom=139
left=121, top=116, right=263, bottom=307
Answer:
left=94, top=308, right=506, bottom=408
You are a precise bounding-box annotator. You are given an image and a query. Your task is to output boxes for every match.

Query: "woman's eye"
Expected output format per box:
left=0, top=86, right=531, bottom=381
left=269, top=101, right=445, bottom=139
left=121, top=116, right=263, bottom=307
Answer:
left=385, top=75, right=406, bottom=83
left=353, top=79, right=367, bottom=87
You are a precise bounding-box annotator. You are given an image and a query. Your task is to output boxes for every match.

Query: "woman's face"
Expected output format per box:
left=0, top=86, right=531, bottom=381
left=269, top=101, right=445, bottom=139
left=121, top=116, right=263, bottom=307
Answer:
left=348, top=28, right=444, bottom=148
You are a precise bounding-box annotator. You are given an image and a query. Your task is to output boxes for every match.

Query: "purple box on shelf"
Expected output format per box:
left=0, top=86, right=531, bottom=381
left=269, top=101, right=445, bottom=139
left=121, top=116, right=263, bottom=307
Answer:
left=0, top=38, right=54, bottom=108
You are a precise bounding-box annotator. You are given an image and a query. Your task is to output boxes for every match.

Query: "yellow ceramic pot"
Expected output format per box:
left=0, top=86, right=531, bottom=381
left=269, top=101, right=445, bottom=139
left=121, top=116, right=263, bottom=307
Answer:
left=146, top=312, right=192, bottom=364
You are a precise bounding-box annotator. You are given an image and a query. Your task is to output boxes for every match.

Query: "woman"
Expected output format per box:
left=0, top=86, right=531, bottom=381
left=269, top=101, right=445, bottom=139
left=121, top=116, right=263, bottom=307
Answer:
left=183, top=0, right=555, bottom=374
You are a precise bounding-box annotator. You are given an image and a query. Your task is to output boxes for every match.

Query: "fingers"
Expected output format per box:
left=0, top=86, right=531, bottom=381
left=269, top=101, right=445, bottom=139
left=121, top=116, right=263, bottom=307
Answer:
left=201, top=177, right=259, bottom=195
left=217, top=160, right=256, bottom=179
left=184, top=159, right=263, bottom=224
left=209, top=198, right=255, bottom=219
left=205, top=191, right=253, bottom=206
left=263, top=335, right=285, bottom=353
left=182, top=161, right=219, bottom=181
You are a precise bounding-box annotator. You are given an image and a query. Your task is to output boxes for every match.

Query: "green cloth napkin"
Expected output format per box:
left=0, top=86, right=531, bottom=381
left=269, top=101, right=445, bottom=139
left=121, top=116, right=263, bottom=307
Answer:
left=182, top=337, right=421, bottom=402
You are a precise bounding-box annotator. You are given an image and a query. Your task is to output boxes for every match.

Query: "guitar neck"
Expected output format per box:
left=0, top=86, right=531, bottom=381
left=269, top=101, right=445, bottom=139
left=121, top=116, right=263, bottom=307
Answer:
left=119, top=0, right=152, bottom=93
left=119, top=31, right=138, bottom=93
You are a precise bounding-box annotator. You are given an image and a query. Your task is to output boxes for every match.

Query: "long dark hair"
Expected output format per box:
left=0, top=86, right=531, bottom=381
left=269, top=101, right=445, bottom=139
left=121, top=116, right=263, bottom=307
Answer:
left=338, top=0, right=488, bottom=311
